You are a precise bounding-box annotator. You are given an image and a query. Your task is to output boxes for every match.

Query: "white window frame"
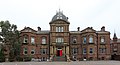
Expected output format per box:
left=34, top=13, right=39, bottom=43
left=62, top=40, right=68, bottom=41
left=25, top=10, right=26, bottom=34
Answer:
left=56, top=26, right=63, bottom=32
left=31, top=37, right=35, bottom=44
left=31, top=49, right=35, bottom=55
left=56, top=38, right=64, bottom=43
left=83, top=37, right=87, bottom=44
left=41, top=48, right=47, bottom=54
left=72, top=48, right=77, bottom=55
left=89, top=36, right=93, bottom=43
left=23, top=48, right=27, bottom=55
left=101, top=37, right=105, bottom=43
left=23, top=37, right=28, bottom=43
left=42, top=37, right=46, bottom=44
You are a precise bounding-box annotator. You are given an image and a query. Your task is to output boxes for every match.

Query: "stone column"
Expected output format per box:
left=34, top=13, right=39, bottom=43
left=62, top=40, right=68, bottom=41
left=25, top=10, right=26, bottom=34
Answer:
left=54, top=46, right=56, bottom=55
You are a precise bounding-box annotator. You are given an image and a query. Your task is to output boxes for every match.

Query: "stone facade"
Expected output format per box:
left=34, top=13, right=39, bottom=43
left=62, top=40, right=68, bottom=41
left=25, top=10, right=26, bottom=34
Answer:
left=20, top=11, right=111, bottom=61
left=111, top=33, right=120, bottom=60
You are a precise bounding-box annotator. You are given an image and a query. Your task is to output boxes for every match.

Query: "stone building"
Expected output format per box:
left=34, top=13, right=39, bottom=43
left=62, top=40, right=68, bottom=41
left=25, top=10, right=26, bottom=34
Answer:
left=111, top=33, right=120, bottom=60
left=20, top=10, right=111, bottom=61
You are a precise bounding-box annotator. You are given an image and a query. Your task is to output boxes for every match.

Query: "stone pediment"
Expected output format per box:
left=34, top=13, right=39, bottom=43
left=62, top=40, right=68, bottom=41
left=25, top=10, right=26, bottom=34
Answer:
left=21, top=27, right=37, bottom=33
left=81, top=27, right=96, bottom=33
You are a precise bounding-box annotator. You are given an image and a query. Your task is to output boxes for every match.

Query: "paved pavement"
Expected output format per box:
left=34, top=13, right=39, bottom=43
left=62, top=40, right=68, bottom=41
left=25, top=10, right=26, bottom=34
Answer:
left=0, top=61, right=120, bottom=65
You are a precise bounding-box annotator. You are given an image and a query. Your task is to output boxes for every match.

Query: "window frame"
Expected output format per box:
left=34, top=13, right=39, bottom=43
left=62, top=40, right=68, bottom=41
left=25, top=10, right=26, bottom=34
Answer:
left=56, top=38, right=64, bottom=43
left=83, top=37, right=87, bottom=44
left=23, top=36, right=28, bottom=43
left=72, top=37, right=77, bottom=44
left=42, top=37, right=47, bottom=44
left=41, top=48, right=47, bottom=54
left=31, top=49, right=35, bottom=55
left=72, top=48, right=78, bottom=55
left=31, top=37, right=35, bottom=44
left=56, top=26, right=63, bottom=32
left=89, top=36, right=93, bottom=43
left=23, top=48, right=28, bottom=55
left=89, top=48, right=93, bottom=54
left=83, top=48, right=87, bottom=54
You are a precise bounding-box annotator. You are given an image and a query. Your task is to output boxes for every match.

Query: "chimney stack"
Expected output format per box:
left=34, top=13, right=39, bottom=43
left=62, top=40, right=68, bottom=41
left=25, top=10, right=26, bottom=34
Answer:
left=38, top=27, right=41, bottom=31
left=101, top=26, right=105, bottom=31
left=77, top=27, right=80, bottom=31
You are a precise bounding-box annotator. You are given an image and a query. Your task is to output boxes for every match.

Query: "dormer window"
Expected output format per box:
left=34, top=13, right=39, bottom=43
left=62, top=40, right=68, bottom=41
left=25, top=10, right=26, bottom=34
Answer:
left=60, top=17, right=62, bottom=19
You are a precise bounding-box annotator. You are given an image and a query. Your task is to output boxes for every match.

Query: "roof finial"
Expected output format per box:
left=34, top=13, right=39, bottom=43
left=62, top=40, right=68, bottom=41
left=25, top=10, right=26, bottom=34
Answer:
left=113, top=29, right=117, bottom=39
left=59, top=8, right=60, bottom=13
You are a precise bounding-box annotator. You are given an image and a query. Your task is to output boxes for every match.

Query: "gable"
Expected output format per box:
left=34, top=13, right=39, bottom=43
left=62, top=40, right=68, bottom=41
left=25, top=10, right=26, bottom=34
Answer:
left=21, top=27, right=37, bottom=33
left=81, top=27, right=96, bottom=33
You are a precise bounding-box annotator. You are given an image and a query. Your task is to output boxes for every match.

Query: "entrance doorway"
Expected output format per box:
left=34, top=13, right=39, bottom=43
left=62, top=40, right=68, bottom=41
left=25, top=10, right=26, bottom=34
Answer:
left=57, top=48, right=62, bottom=56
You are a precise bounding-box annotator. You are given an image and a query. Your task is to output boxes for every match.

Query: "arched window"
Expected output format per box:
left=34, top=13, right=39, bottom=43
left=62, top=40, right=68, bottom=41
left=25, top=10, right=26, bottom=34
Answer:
left=89, top=36, right=93, bottom=43
left=31, top=37, right=35, bottom=44
left=83, top=37, right=87, bottom=44
left=23, top=48, right=27, bottom=55
left=72, top=37, right=77, bottom=44
left=23, top=35, right=28, bottom=43
left=42, top=37, right=46, bottom=44
left=31, top=48, right=35, bottom=55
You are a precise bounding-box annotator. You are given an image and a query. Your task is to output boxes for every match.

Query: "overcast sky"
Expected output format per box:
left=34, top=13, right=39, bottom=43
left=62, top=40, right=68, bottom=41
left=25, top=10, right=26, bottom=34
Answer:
left=0, top=0, right=120, bottom=38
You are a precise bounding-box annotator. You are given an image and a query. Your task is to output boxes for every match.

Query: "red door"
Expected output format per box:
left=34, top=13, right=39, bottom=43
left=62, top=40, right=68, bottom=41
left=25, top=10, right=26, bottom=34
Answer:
left=57, top=49, right=62, bottom=56
left=60, top=50, right=62, bottom=56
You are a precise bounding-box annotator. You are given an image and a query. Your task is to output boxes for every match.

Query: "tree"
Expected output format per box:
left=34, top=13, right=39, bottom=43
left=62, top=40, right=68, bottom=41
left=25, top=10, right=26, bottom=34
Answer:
left=0, top=20, right=21, bottom=61
left=0, top=44, right=5, bottom=62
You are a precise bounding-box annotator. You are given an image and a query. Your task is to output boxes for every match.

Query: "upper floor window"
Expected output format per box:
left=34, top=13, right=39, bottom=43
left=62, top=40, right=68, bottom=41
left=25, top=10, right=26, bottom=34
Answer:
left=89, top=48, right=93, bottom=54
left=101, top=37, right=105, bottom=43
left=83, top=37, right=87, bottom=44
left=31, top=37, right=35, bottom=44
left=42, top=37, right=46, bottom=44
left=41, top=48, right=47, bottom=54
left=23, top=48, right=27, bottom=55
left=31, top=49, right=35, bottom=55
left=72, top=48, right=78, bottom=55
left=83, top=48, right=87, bottom=54
left=23, top=37, right=28, bottom=43
left=56, top=27, right=63, bottom=32
left=56, top=38, right=64, bottom=43
left=72, top=37, right=77, bottom=43
left=89, top=36, right=93, bottom=43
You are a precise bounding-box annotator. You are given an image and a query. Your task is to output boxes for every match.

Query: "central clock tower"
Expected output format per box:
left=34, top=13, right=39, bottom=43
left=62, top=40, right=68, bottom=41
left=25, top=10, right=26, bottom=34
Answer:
left=49, top=10, right=70, bottom=61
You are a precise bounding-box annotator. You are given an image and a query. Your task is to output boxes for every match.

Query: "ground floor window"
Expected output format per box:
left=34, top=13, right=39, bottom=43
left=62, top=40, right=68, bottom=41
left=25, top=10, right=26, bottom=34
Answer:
left=41, top=57, right=47, bottom=61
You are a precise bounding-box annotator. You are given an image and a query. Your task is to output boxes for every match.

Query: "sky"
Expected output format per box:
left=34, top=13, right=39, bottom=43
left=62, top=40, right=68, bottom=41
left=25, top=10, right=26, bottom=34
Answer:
left=0, top=0, right=120, bottom=38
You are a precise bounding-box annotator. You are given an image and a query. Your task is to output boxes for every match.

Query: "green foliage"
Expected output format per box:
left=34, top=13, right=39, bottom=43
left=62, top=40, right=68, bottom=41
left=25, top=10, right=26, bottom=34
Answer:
left=0, top=45, right=5, bottom=62
left=0, top=20, right=21, bottom=61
